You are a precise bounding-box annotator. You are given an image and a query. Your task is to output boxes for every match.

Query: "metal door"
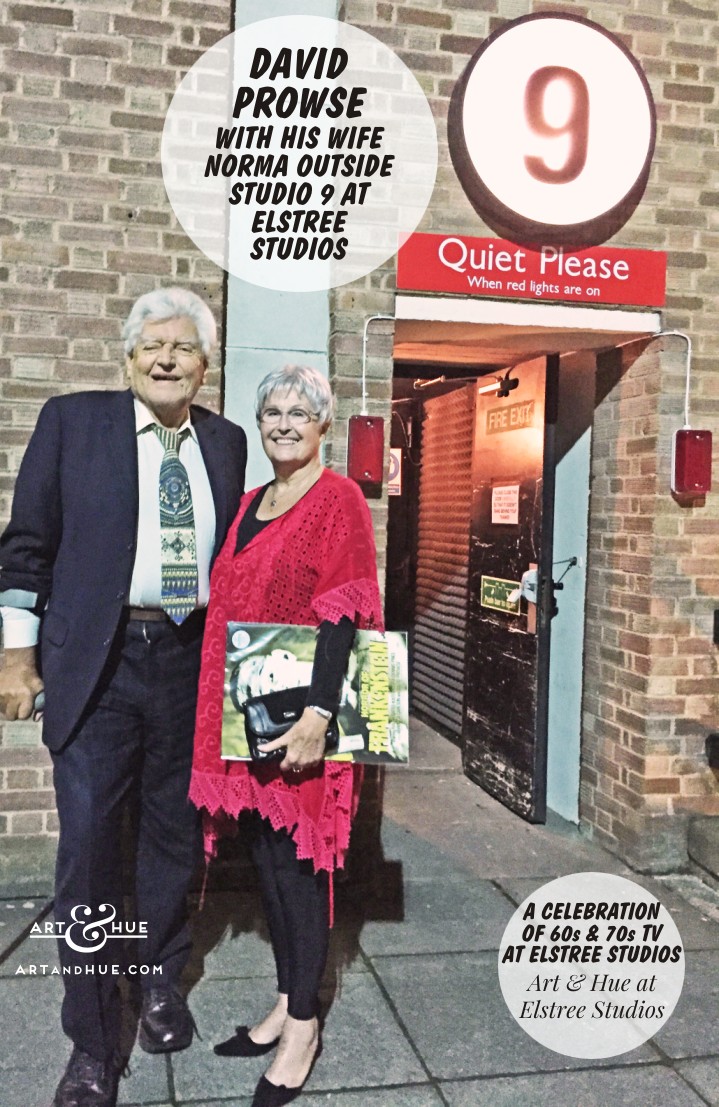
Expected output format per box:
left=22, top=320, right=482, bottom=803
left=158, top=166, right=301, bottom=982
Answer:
left=463, top=355, right=558, bottom=822
left=413, top=384, right=475, bottom=735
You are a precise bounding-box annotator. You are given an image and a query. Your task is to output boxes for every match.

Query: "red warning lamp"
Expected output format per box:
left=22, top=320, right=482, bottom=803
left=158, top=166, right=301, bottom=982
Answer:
left=347, top=313, right=393, bottom=497
left=347, top=415, right=384, bottom=494
left=659, top=331, right=713, bottom=497
left=672, top=429, right=712, bottom=495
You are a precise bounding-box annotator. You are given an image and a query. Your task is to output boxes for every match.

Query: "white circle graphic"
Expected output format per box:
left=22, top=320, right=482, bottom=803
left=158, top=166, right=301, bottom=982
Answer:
left=161, top=17, right=438, bottom=291
left=498, top=872, right=684, bottom=1058
left=231, top=629, right=251, bottom=651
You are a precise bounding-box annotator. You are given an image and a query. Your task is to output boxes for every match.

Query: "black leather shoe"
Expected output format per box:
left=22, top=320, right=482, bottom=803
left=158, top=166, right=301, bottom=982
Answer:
left=138, top=986, right=195, bottom=1054
left=52, top=1047, right=119, bottom=1107
left=214, top=1024, right=280, bottom=1057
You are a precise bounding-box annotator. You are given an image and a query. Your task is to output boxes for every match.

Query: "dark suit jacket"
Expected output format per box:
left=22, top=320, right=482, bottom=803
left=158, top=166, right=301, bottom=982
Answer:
left=0, top=389, right=246, bottom=751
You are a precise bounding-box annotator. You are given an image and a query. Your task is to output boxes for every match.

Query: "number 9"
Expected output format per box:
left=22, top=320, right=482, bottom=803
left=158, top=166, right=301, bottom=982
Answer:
left=524, top=66, right=589, bottom=185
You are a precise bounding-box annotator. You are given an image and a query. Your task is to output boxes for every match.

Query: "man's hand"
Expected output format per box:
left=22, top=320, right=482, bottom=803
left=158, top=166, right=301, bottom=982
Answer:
left=258, top=707, right=329, bottom=774
left=0, top=646, right=44, bottom=721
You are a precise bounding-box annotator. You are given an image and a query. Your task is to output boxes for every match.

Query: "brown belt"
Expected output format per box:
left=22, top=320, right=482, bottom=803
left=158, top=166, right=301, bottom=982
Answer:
left=124, top=606, right=207, bottom=623
left=124, top=607, right=168, bottom=622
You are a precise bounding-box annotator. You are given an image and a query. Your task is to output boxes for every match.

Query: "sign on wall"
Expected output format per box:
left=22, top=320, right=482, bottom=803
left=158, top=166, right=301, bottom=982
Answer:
left=388, top=448, right=402, bottom=496
left=448, top=13, right=656, bottom=247
left=480, top=576, right=521, bottom=616
left=397, top=234, right=667, bottom=307
left=491, top=484, right=520, bottom=525
left=486, top=400, right=536, bottom=435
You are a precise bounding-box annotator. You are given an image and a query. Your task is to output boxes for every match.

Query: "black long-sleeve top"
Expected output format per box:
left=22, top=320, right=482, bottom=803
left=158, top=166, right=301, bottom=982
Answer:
left=234, top=485, right=356, bottom=713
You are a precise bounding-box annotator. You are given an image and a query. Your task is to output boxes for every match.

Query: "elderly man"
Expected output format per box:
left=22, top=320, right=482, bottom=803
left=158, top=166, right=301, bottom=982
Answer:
left=0, top=288, right=246, bottom=1107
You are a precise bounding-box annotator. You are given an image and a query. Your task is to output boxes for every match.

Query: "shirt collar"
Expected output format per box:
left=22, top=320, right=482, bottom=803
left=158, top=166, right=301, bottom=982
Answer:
left=133, top=398, right=197, bottom=441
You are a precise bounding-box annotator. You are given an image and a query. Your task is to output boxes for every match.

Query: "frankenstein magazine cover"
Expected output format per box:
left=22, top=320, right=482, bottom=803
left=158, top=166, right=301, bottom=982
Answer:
left=0, top=2, right=718, bottom=1106
left=222, top=622, right=409, bottom=763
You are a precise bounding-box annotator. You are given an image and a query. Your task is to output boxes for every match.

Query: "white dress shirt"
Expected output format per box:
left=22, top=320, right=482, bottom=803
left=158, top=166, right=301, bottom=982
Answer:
left=1, top=398, right=216, bottom=648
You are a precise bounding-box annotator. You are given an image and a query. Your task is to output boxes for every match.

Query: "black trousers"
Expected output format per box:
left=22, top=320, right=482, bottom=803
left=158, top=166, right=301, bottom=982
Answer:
left=251, top=816, right=329, bottom=1021
left=51, top=612, right=204, bottom=1061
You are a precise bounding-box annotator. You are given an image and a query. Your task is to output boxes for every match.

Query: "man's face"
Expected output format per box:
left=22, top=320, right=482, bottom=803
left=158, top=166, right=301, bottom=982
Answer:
left=126, top=316, right=207, bottom=428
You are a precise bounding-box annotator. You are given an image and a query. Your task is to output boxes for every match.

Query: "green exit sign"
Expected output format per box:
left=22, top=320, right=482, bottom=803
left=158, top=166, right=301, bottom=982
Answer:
left=480, top=575, right=521, bottom=615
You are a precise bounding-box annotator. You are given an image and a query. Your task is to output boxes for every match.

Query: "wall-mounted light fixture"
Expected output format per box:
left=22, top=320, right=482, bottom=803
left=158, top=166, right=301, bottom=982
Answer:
left=347, top=314, right=393, bottom=496
left=477, top=377, right=502, bottom=395
left=477, top=368, right=519, bottom=397
left=656, top=330, right=712, bottom=496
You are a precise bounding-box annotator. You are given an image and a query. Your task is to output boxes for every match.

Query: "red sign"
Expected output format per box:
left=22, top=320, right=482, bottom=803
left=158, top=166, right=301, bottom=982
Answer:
left=397, top=234, right=666, bottom=307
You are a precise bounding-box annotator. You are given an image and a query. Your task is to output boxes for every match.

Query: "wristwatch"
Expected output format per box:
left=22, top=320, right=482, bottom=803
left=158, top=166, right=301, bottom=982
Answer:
left=308, top=704, right=333, bottom=721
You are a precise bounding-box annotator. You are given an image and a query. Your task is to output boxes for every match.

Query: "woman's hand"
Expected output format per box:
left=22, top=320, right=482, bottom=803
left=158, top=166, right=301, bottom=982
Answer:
left=258, top=707, right=329, bottom=774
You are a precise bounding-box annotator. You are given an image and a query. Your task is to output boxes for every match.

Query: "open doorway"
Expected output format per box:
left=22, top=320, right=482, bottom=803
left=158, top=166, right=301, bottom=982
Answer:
left=386, top=296, right=661, bottom=825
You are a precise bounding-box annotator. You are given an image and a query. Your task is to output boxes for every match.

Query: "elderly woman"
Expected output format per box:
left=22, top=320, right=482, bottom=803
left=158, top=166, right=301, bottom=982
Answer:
left=190, top=365, right=382, bottom=1107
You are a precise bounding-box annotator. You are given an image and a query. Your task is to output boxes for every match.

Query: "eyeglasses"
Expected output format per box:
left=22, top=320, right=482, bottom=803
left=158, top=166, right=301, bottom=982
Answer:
left=259, top=407, right=318, bottom=426
left=138, top=340, right=202, bottom=362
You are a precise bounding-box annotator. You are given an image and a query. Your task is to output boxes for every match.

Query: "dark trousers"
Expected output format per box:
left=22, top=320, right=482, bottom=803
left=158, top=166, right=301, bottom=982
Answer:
left=51, top=613, right=204, bottom=1061
left=251, top=816, right=329, bottom=1021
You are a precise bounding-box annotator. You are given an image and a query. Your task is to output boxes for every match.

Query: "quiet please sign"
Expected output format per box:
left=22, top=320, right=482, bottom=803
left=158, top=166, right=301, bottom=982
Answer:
left=397, top=234, right=667, bottom=308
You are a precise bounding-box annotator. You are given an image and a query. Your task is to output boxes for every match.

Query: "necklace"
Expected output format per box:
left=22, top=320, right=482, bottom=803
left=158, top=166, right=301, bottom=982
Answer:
left=268, top=465, right=322, bottom=511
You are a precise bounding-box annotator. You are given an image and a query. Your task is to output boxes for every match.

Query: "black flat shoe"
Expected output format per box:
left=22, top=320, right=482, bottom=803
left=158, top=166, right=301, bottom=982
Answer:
left=251, top=1039, right=322, bottom=1106
left=214, top=1025, right=280, bottom=1057
left=251, top=1074, right=303, bottom=1107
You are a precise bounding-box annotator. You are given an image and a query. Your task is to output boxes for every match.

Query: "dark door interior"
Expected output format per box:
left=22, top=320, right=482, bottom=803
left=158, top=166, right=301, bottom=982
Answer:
left=463, top=355, right=558, bottom=822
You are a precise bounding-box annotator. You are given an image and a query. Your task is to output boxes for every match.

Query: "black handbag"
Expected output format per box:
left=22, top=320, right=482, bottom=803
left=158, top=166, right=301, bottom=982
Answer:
left=242, top=685, right=340, bottom=762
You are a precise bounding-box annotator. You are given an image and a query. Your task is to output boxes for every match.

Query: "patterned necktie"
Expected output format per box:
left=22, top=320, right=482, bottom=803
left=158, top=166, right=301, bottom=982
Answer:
left=152, top=425, right=198, bottom=624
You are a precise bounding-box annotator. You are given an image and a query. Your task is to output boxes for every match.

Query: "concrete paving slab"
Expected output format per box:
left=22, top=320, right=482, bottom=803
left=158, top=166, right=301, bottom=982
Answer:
left=379, top=820, right=477, bottom=884
left=381, top=771, right=629, bottom=882
left=376, top=951, right=657, bottom=1081
left=300, top=973, right=428, bottom=1092
left=654, top=875, right=719, bottom=951
left=440, top=1064, right=709, bottom=1106
left=689, top=816, right=719, bottom=884
left=359, top=878, right=513, bottom=956
left=0, top=897, right=52, bottom=962
left=0, top=975, right=67, bottom=1107
left=183, top=891, right=276, bottom=985
left=180, top=1084, right=442, bottom=1102
left=652, top=950, right=719, bottom=1059
left=173, top=971, right=427, bottom=1100
left=297, top=1088, right=445, bottom=1106
left=183, top=891, right=368, bottom=995
left=117, top=1049, right=171, bottom=1106
left=178, top=1089, right=444, bottom=1107
left=171, top=977, right=276, bottom=1100
left=1, top=922, right=62, bottom=976
left=406, top=720, right=462, bottom=772
left=676, top=1058, right=719, bottom=1106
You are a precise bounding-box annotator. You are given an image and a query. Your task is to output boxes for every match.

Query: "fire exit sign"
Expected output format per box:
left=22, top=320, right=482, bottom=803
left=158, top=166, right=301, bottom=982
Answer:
left=486, top=400, right=536, bottom=434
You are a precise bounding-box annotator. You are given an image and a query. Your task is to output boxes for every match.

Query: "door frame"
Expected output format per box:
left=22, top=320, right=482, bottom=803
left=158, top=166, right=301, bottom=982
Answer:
left=393, top=295, right=662, bottom=822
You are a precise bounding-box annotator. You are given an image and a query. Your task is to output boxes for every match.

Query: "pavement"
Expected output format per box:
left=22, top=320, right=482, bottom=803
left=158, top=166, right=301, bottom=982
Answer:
left=1, top=719, right=718, bottom=1107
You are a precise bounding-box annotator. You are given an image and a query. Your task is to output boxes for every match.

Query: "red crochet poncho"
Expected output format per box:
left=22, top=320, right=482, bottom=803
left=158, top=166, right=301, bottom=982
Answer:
left=190, top=469, right=383, bottom=873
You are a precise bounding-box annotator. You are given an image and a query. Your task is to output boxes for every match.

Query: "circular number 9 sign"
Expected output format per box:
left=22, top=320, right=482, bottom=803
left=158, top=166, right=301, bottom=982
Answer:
left=448, top=14, right=656, bottom=247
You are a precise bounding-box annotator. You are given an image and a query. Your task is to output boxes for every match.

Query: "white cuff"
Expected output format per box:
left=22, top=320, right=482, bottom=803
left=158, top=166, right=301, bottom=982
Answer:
left=1, top=607, right=40, bottom=648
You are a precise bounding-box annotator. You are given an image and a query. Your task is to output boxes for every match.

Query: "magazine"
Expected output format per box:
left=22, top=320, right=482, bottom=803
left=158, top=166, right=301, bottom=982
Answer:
left=221, top=622, right=409, bottom=764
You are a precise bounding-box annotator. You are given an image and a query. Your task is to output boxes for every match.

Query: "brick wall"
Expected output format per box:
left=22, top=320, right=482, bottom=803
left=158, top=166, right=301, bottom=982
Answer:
left=0, top=0, right=232, bottom=845
left=335, top=0, right=719, bottom=871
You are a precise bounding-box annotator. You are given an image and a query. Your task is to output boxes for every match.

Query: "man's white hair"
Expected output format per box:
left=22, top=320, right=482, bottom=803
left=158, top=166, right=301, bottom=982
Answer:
left=122, top=287, right=217, bottom=356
